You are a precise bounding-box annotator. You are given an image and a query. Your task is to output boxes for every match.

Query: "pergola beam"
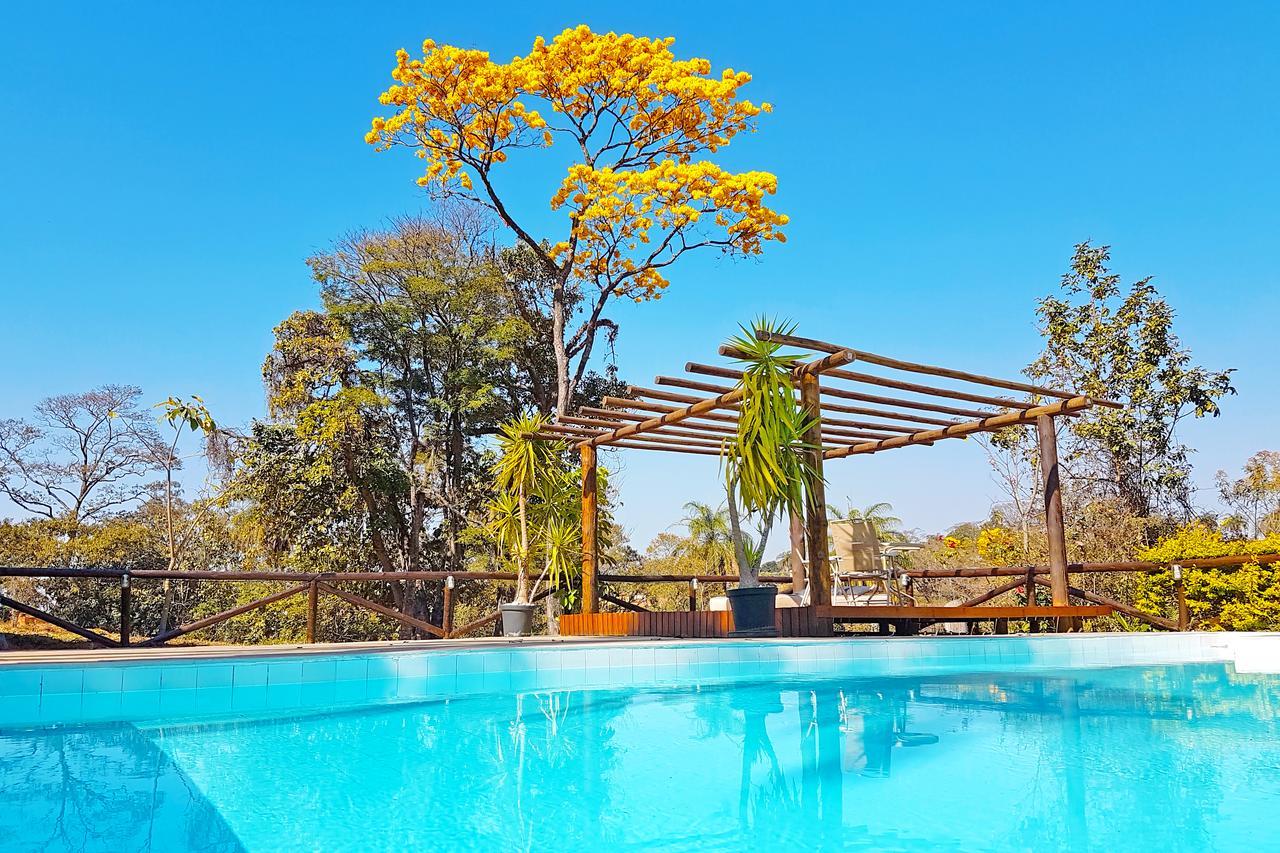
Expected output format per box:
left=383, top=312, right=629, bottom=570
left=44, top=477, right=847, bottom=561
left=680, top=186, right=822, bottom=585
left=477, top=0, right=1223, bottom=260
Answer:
left=616, top=390, right=960, bottom=432
left=565, top=410, right=897, bottom=443
left=824, top=396, right=1094, bottom=459
left=755, top=331, right=1123, bottom=409
left=606, top=393, right=741, bottom=424
left=544, top=422, right=852, bottom=454
left=535, top=431, right=723, bottom=457
left=714, top=350, right=1035, bottom=410
left=583, top=349, right=856, bottom=447
left=652, top=377, right=934, bottom=435
left=684, top=362, right=1000, bottom=419
left=539, top=425, right=725, bottom=451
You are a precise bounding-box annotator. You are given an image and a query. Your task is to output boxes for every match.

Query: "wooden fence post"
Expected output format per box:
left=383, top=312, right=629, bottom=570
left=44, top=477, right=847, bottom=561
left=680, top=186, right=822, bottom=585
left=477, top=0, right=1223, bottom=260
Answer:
left=443, top=575, right=455, bottom=637
left=581, top=443, right=599, bottom=615
left=1174, top=564, right=1189, bottom=631
left=1025, top=570, right=1039, bottom=633
left=306, top=579, right=318, bottom=643
left=119, top=573, right=131, bottom=647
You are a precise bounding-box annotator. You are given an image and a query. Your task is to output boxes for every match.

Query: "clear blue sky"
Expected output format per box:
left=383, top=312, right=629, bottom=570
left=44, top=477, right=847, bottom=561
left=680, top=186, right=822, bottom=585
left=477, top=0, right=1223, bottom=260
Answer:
left=2, top=2, right=1276, bottom=547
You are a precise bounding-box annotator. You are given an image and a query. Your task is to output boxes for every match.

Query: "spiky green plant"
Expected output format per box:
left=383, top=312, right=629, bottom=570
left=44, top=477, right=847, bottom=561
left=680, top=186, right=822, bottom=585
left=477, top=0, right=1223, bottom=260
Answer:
left=721, top=318, right=821, bottom=587
left=491, top=412, right=557, bottom=602
left=489, top=413, right=611, bottom=607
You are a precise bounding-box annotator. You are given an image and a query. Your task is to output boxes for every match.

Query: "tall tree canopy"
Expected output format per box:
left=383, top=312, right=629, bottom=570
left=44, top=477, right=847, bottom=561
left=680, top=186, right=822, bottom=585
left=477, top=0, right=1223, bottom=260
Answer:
left=366, top=25, right=788, bottom=413
left=230, top=214, right=622, bottom=628
left=1029, top=242, right=1235, bottom=520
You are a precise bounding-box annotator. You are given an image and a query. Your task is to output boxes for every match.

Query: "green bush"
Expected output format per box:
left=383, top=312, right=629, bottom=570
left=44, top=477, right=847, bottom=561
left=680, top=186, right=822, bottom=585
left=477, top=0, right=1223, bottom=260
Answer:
left=1135, top=526, right=1280, bottom=631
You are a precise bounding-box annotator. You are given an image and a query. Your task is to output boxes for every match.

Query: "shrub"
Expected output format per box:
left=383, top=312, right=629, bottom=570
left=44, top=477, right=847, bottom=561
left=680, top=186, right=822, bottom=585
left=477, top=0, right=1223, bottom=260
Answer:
left=1135, top=525, right=1280, bottom=630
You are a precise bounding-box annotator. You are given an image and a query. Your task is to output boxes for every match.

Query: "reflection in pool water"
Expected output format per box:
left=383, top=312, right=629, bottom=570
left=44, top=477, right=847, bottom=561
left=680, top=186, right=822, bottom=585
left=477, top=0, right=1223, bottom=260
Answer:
left=3, top=663, right=1279, bottom=852
left=0, top=724, right=242, bottom=852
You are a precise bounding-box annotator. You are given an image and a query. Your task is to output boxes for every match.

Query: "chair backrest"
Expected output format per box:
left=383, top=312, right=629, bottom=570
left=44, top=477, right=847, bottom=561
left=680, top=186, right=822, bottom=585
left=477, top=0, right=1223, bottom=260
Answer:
left=829, top=519, right=881, bottom=573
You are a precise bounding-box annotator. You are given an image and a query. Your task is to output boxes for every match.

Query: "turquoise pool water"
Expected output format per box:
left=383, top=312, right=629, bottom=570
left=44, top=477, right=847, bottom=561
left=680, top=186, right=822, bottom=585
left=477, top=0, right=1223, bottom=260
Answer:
left=3, top=658, right=1279, bottom=852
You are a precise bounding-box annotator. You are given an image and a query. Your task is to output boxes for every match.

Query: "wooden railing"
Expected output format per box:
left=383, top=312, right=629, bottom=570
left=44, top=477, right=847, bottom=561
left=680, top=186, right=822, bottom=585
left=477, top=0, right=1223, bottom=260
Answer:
left=0, top=566, right=789, bottom=649
left=3, top=554, right=1276, bottom=647
left=899, top=553, right=1280, bottom=632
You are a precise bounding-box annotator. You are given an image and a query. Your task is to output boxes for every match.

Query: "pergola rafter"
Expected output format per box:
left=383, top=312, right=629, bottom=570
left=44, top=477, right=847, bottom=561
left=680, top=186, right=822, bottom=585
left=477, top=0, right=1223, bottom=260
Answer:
left=534, top=330, right=1119, bottom=621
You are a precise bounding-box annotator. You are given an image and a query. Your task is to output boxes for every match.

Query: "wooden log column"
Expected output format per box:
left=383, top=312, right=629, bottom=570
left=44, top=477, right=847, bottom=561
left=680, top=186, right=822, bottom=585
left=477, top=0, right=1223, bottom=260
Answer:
left=580, top=443, right=599, bottom=615
left=800, top=373, right=831, bottom=607
left=1037, top=414, right=1070, bottom=607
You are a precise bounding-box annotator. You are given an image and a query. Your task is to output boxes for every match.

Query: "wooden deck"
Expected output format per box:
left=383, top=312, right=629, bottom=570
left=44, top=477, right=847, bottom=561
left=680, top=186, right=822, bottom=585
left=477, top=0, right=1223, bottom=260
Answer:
left=559, top=606, right=832, bottom=638
left=560, top=604, right=1112, bottom=638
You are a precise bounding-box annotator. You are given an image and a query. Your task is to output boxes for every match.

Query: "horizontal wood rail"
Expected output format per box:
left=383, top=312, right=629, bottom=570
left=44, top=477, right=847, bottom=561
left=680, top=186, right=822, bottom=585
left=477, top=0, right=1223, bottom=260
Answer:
left=905, top=553, right=1280, bottom=578
left=816, top=605, right=1113, bottom=620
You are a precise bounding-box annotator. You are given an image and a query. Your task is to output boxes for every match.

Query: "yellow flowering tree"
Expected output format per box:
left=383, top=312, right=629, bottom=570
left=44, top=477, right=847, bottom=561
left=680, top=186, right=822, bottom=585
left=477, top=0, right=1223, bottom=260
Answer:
left=366, top=25, right=788, bottom=413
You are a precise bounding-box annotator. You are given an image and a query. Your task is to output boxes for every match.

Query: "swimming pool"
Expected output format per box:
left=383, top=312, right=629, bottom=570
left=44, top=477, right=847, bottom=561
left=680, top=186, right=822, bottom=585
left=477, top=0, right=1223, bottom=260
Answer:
left=3, top=633, right=1279, bottom=851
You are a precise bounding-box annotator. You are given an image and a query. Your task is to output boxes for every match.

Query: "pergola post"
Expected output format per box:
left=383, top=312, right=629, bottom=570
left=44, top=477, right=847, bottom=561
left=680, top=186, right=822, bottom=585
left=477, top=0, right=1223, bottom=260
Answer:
left=800, top=373, right=831, bottom=607
left=1037, top=414, right=1070, bottom=607
left=580, top=443, right=599, bottom=615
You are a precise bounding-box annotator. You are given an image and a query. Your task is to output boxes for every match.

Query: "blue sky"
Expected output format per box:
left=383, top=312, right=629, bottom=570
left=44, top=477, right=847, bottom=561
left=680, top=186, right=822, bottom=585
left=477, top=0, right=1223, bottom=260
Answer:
left=2, top=2, right=1276, bottom=547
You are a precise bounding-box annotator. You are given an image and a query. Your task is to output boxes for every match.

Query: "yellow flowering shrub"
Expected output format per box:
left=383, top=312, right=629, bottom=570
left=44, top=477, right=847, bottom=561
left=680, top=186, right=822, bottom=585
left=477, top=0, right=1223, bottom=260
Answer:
left=976, top=527, right=1022, bottom=566
left=366, top=25, right=787, bottom=301
left=1135, top=525, right=1280, bottom=631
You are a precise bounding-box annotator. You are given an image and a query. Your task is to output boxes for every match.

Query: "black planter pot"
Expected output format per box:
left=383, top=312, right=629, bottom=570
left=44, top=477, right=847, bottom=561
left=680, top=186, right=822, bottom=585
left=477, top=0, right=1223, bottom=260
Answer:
left=726, top=584, right=778, bottom=637
left=500, top=603, right=536, bottom=637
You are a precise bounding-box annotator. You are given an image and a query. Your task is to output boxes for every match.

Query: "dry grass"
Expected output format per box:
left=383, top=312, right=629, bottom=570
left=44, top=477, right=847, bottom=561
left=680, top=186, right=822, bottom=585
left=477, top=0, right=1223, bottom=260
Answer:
left=0, top=617, right=210, bottom=652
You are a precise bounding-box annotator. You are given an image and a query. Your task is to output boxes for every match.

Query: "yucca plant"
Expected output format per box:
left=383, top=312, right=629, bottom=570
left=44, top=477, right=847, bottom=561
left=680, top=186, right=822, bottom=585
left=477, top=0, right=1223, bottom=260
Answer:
left=490, top=413, right=604, bottom=608
left=491, top=412, right=559, bottom=603
left=721, top=318, right=821, bottom=588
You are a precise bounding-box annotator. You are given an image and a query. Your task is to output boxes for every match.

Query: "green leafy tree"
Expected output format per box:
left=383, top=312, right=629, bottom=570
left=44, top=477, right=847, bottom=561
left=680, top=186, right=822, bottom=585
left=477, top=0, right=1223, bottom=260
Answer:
left=1029, top=242, right=1235, bottom=522
left=1216, top=451, right=1280, bottom=540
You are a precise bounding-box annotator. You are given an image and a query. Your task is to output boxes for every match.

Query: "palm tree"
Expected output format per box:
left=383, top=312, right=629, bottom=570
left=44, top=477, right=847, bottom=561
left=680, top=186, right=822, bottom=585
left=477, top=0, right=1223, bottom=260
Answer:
left=830, top=500, right=905, bottom=542
left=678, top=501, right=735, bottom=574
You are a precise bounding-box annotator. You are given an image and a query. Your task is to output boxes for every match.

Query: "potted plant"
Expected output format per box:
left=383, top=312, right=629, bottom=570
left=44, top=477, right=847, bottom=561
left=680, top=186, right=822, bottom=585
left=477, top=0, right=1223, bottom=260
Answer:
left=720, top=320, right=820, bottom=637
left=489, top=413, right=581, bottom=636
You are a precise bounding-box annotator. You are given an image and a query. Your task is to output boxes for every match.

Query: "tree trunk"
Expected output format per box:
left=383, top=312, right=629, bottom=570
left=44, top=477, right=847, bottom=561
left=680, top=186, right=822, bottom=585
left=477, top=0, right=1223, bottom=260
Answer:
left=725, top=481, right=757, bottom=587
left=551, top=276, right=572, bottom=416
left=159, top=466, right=177, bottom=635
left=515, top=489, right=530, bottom=602
left=545, top=593, right=560, bottom=636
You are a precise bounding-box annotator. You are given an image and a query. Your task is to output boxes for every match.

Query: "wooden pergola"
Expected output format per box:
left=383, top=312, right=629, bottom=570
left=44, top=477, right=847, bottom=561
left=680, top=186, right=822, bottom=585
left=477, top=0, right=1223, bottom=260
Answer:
left=539, top=331, right=1122, bottom=631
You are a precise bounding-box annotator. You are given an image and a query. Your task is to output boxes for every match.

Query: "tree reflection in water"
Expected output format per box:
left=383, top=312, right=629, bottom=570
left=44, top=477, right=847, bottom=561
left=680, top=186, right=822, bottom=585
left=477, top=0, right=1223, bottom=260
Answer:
left=0, top=724, right=243, bottom=853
